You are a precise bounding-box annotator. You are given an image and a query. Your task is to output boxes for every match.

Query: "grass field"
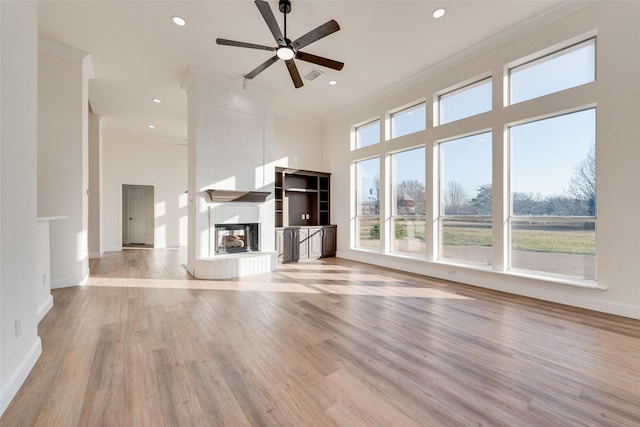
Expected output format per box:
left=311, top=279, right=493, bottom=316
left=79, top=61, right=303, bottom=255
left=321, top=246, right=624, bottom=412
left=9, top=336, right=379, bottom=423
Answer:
left=511, top=229, right=595, bottom=255
left=442, top=226, right=596, bottom=255
left=358, top=219, right=596, bottom=256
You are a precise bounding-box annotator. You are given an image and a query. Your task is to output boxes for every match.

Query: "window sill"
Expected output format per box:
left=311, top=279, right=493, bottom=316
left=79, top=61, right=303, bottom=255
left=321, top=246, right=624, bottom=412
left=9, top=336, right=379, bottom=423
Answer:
left=348, top=248, right=606, bottom=291
left=502, top=267, right=605, bottom=290
left=389, top=250, right=427, bottom=261
left=434, top=258, right=604, bottom=290
left=351, top=246, right=382, bottom=254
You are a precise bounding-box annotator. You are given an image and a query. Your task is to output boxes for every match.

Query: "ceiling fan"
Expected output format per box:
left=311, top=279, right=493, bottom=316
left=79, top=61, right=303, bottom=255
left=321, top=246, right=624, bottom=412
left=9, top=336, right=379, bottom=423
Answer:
left=216, top=0, right=344, bottom=89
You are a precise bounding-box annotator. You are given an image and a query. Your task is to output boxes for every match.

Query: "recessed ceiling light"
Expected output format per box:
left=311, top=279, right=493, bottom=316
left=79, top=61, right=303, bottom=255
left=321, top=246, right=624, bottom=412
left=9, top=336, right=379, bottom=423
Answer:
left=432, top=8, right=446, bottom=19
left=152, top=98, right=161, bottom=103
left=148, top=124, right=156, bottom=129
left=172, top=16, right=186, bottom=26
left=329, top=80, right=337, bottom=86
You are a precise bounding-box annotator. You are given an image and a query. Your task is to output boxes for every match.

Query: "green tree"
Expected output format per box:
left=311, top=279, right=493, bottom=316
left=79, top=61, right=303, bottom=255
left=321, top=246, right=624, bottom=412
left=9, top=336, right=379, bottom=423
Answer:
left=471, top=184, right=492, bottom=215
left=369, top=222, right=406, bottom=239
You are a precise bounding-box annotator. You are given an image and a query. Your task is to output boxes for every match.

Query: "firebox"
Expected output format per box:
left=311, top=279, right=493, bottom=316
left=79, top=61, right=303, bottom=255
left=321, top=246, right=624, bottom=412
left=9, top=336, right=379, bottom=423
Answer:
left=215, top=223, right=259, bottom=255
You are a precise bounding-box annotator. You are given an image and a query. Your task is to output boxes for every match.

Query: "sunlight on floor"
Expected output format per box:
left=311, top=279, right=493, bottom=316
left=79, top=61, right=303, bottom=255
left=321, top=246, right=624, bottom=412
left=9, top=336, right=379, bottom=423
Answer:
left=84, top=276, right=471, bottom=299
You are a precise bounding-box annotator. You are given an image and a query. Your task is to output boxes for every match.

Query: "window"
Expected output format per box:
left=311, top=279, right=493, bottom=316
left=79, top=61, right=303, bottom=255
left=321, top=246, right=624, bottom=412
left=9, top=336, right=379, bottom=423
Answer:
left=439, top=132, right=492, bottom=264
left=355, top=157, right=380, bottom=250
left=347, top=35, right=597, bottom=285
left=390, top=103, right=426, bottom=139
left=391, top=147, right=426, bottom=256
left=510, top=38, right=595, bottom=104
left=439, top=78, right=492, bottom=125
left=355, top=120, right=380, bottom=149
left=509, top=108, right=596, bottom=279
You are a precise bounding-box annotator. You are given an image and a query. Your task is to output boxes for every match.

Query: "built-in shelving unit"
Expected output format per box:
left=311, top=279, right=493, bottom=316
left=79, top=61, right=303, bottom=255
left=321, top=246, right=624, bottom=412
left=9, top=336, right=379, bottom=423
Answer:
left=275, top=167, right=336, bottom=262
left=275, top=167, right=331, bottom=228
left=275, top=172, right=284, bottom=228
left=319, top=176, right=330, bottom=227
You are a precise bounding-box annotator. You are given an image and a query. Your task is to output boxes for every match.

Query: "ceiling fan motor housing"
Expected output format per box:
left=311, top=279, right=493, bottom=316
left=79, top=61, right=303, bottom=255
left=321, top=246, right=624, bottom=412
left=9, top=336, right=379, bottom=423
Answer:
left=279, top=0, right=291, bottom=14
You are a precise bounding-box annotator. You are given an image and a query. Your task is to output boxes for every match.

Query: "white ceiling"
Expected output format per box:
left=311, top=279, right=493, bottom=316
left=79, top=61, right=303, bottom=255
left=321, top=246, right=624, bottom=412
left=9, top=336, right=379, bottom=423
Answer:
left=38, top=0, right=567, bottom=143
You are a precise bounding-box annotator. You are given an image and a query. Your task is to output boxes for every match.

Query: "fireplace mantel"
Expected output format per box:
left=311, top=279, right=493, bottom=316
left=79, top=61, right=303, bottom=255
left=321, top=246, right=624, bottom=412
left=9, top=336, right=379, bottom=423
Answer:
left=205, top=189, right=270, bottom=203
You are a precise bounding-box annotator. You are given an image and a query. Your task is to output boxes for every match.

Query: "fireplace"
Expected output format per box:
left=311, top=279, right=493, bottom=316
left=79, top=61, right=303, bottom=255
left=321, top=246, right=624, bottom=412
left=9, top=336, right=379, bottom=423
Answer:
left=215, top=223, right=259, bottom=255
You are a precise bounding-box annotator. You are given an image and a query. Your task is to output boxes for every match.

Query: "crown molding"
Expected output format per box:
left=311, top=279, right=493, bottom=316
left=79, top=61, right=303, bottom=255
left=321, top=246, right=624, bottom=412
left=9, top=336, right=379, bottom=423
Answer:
left=39, top=39, right=88, bottom=62
left=39, top=39, right=95, bottom=79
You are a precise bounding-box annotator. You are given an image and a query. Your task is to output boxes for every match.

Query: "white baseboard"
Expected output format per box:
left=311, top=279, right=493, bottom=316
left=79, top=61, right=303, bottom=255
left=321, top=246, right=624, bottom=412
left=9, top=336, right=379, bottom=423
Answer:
left=37, top=294, right=54, bottom=323
left=51, top=268, right=89, bottom=289
left=88, top=251, right=103, bottom=259
left=0, top=338, right=42, bottom=417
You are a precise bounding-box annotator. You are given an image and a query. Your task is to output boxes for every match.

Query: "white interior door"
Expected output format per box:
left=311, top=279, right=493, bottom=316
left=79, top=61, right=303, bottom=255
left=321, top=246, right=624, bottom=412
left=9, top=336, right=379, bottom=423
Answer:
left=127, top=187, right=147, bottom=244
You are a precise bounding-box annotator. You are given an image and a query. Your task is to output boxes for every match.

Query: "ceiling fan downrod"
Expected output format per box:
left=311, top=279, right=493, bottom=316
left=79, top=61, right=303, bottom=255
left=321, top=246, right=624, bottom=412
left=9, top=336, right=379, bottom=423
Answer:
left=279, top=0, right=291, bottom=42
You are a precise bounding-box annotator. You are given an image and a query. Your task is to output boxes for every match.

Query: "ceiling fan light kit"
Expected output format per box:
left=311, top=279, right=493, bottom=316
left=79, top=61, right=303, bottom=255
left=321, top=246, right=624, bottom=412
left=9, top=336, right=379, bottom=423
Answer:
left=216, top=0, right=344, bottom=89
left=276, top=46, right=295, bottom=60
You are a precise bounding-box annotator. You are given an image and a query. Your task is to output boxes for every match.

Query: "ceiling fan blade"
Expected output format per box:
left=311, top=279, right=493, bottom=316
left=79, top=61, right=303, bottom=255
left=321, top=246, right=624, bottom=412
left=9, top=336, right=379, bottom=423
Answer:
left=295, top=51, right=344, bottom=71
left=216, top=38, right=275, bottom=52
left=254, top=0, right=286, bottom=46
left=291, top=19, right=340, bottom=51
left=285, top=59, right=303, bottom=88
left=244, top=55, right=279, bottom=79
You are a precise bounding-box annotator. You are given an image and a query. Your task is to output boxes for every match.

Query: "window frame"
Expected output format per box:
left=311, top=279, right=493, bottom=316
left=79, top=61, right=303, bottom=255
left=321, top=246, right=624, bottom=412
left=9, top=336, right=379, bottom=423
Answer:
left=437, top=76, right=493, bottom=126
left=507, top=37, right=596, bottom=105
left=437, top=131, right=493, bottom=265
left=353, top=156, right=381, bottom=251
left=389, top=146, right=427, bottom=257
left=352, top=118, right=381, bottom=150
left=387, top=101, right=427, bottom=140
left=506, top=107, right=597, bottom=279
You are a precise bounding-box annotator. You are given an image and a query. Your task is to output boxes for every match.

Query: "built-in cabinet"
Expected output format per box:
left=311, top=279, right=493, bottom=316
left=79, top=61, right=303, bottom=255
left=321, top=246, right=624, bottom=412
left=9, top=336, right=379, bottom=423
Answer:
left=275, top=225, right=337, bottom=263
left=275, top=167, right=336, bottom=263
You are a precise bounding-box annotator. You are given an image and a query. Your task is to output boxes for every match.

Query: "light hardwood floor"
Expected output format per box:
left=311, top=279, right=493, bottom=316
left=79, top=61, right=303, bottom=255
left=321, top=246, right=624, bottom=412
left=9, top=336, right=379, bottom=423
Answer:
left=2, top=248, right=640, bottom=426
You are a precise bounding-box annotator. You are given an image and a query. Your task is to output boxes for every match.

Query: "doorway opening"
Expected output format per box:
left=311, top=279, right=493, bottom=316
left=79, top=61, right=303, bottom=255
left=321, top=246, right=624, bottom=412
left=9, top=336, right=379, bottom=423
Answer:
left=122, top=184, right=154, bottom=248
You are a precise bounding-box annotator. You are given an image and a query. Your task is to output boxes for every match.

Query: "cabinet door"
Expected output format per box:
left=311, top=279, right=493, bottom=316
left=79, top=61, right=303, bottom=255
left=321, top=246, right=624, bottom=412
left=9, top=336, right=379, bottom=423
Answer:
left=321, top=226, right=337, bottom=257
left=298, top=228, right=309, bottom=259
left=283, top=228, right=299, bottom=263
left=308, top=227, right=323, bottom=258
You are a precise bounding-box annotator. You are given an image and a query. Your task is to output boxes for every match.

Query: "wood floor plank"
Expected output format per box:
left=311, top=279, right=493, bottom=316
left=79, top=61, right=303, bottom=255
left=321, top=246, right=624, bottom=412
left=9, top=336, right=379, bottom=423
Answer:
left=2, top=248, right=640, bottom=426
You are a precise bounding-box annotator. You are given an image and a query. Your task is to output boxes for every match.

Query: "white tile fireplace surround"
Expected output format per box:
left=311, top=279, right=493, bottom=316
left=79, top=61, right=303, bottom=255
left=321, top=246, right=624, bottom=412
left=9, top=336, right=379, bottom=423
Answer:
left=190, top=203, right=276, bottom=280
left=184, top=69, right=277, bottom=280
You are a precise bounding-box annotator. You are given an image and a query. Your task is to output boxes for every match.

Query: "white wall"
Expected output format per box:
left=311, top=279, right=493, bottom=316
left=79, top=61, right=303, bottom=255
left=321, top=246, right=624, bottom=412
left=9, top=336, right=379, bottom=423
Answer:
left=323, top=2, right=640, bottom=319
left=0, top=0, right=42, bottom=416
left=102, top=131, right=188, bottom=251
left=38, top=42, right=93, bottom=288
left=35, top=220, right=54, bottom=322
left=275, top=114, right=325, bottom=172
left=88, top=111, right=103, bottom=258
